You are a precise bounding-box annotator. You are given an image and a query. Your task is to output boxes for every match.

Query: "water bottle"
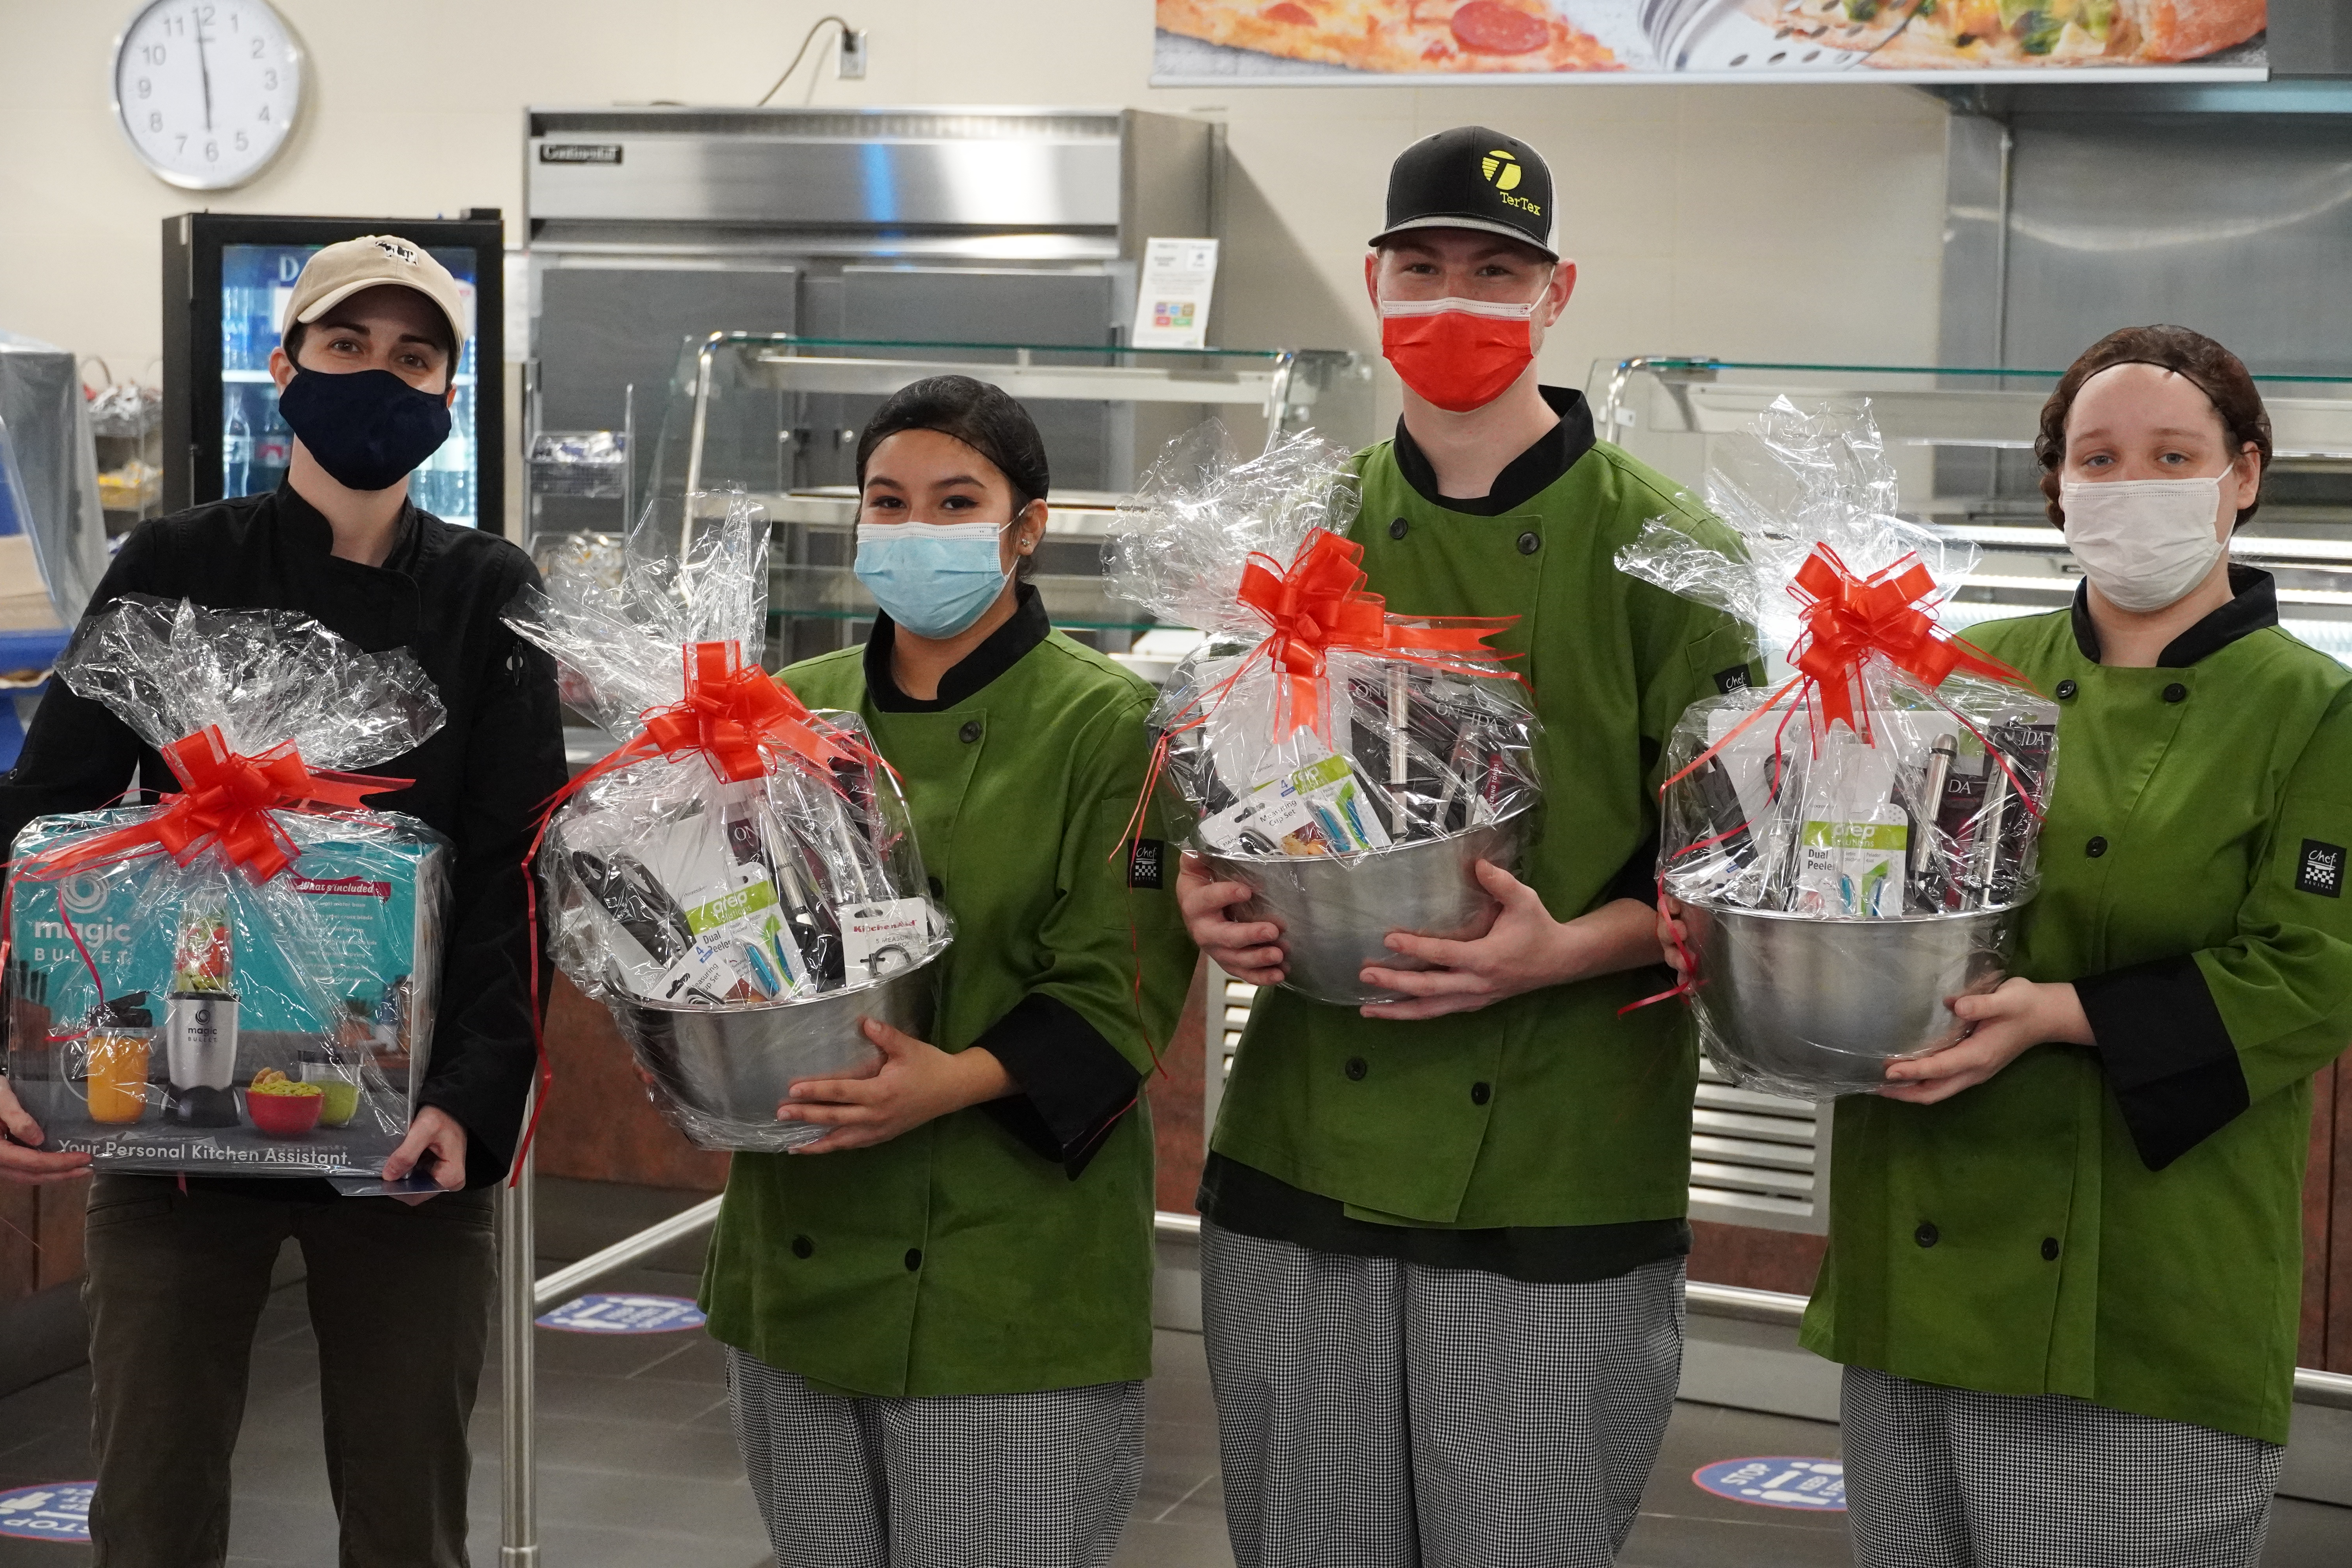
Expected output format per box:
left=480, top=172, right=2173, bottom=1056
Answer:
left=442, top=424, right=474, bottom=525
left=220, top=289, right=247, bottom=372
left=224, top=404, right=252, bottom=497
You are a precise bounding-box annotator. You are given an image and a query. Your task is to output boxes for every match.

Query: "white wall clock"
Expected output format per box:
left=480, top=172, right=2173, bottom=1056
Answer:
left=111, top=0, right=305, bottom=191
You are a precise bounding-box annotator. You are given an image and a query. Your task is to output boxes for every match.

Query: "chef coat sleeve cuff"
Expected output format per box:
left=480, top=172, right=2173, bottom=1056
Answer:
left=1605, top=829, right=1662, bottom=908
left=974, top=993, right=1144, bottom=1180
left=2075, top=956, right=2250, bottom=1171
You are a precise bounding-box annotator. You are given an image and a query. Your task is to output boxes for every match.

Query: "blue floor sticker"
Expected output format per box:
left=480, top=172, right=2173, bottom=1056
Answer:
left=0, top=1482, right=94, bottom=1543
left=1691, top=1457, right=1846, bottom=1510
left=536, top=1293, right=708, bottom=1334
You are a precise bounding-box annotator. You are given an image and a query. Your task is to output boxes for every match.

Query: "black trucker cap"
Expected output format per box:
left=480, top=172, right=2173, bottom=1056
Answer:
left=1368, top=126, right=1557, bottom=261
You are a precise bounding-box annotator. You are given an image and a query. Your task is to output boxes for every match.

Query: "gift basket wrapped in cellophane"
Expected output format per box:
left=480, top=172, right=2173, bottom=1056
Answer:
left=1616, top=399, right=2060, bottom=1099
left=1106, top=425, right=1540, bottom=1005
left=506, top=492, right=951, bottom=1151
left=3, top=597, right=450, bottom=1179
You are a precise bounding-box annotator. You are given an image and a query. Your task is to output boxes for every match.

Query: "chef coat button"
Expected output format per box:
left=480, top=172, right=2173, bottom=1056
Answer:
left=1516, top=531, right=1541, bottom=556
left=958, top=720, right=982, bottom=744
left=2086, top=836, right=2108, bottom=858
left=1470, top=1081, right=1492, bottom=1106
left=2054, top=679, right=2078, bottom=701
left=1389, top=517, right=1409, bottom=540
left=927, top=876, right=945, bottom=899
left=2041, top=1236, right=2061, bottom=1261
left=1915, top=1222, right=1939, bottom=1249
left=1344, top=1056, right=1368, bottom=1082
left=791, top=1234, right=814, bottom=1259
left=904, top=1248, right=923, bottom=1272
left=2163, top=682, right=2188, bottom=704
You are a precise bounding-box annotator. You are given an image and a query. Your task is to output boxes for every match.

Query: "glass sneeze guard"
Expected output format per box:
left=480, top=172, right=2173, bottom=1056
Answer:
left=623, top=334, right=1374, bottom=666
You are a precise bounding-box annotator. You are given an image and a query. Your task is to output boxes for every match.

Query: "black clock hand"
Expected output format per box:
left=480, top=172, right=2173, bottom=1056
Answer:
left=193, top=8, right=212, bottom=132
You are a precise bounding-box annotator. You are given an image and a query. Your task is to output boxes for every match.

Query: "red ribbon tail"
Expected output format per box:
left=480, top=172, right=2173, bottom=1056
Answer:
left=1619, top=871, right=1700, bottom=1016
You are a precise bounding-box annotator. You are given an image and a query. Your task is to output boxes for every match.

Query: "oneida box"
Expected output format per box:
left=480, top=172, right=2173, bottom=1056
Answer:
left=3, top=808, right=450, bottom=1177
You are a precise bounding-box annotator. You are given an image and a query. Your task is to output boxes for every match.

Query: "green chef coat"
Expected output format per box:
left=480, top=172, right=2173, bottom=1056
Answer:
left=699, top=596, right=1194, bottom=1397
left=1209, top=396, right=1761, bottom=1229
left=1803, top=574, right=2352, bottom=1444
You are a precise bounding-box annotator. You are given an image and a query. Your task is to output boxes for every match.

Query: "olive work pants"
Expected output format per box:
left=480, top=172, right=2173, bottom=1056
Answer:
left=80, top=1174, right=497, bottom=1568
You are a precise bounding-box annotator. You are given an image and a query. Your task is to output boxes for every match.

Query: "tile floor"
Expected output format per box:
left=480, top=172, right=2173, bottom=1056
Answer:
left=3, top=1179, right=2348, bottom=1566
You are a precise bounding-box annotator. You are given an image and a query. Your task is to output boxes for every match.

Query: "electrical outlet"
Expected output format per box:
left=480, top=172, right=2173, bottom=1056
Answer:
left=836, top=28, right=868, bottom=80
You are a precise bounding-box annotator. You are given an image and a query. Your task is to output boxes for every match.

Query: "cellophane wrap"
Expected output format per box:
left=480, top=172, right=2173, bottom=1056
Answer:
left=1109, top=425, right=1541, bottom=867
left=506, top=492, right=951, bottom=1152
left=4, top=597, right=451, bottom=1177
left=1617, top=399, right=2059, bottom=1099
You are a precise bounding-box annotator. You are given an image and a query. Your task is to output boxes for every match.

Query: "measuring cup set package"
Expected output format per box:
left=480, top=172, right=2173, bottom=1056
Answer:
left=1620, top=399, right=2061, bottom=922
left=2, top=597, right=450, bottom=1177
left=1107, top=425, right=1541, bottom=868
left=506, top=493, right=952, bottom=1148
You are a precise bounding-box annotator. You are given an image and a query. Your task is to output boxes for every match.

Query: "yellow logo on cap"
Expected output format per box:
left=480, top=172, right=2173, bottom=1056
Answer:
left=1479, top=148, right=1542, bottom=219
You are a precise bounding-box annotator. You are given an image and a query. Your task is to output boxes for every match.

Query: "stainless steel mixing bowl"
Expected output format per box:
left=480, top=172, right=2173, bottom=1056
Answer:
left=613, top=955, right=940, bottom=1152
left=1679, top=900, right=2018, bottom=1099
left=1204, top=811, right=1530, bottom=1006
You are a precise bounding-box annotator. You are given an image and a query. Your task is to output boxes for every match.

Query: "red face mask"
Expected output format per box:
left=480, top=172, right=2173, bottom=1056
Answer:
left=1378, top=296, right=1539, bottom=413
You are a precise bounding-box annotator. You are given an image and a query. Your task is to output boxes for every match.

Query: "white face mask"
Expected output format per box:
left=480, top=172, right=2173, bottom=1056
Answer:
left=2057, top=475, right=2229, bottom=614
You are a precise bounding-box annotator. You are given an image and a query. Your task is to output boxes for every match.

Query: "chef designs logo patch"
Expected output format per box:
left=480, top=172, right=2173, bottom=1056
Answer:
left=1127, top=837, right=1167, bottom=891
left=2298, top=840, right=2345, bottom=898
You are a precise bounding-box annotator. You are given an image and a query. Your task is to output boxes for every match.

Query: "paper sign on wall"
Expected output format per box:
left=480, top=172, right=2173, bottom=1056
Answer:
left=1132, top=238, right=1220, bottom=351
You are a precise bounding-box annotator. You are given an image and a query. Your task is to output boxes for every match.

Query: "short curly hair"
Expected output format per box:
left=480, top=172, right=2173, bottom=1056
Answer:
left=2034, top=325, right=2271, bottom=531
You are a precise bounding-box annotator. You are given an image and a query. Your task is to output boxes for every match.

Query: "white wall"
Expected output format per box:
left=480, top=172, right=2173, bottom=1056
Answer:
left=0, top=0, right=1951, bottom=419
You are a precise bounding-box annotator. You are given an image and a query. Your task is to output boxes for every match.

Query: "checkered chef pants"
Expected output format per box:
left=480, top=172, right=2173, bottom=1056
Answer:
left=724, top=1347, right=1146, bottom=1568
left=1200, top=1221, right=1685, bottom=1568
left=1841, top=1365, right=2284, bottom=1568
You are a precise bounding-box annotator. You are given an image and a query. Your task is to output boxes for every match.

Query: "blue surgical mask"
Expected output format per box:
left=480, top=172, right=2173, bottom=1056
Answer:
left=854, top=520, right=1013, bottom=639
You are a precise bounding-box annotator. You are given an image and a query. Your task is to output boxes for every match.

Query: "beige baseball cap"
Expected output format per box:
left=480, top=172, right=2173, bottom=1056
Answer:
left=280, top=235, right=470, bottom=359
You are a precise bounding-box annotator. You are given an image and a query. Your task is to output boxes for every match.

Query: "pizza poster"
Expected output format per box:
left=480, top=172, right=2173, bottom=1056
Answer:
left=1152, top=0, right=2268, bottom=82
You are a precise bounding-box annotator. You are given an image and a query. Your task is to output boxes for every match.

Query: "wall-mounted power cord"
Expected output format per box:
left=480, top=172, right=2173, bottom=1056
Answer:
left=755, top=15, right=856, bottom=106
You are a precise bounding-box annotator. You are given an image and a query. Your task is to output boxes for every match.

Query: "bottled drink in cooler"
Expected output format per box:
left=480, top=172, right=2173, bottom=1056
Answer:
left=441, top=425, right=474, bottom=523
left=224, top=406, right=252, bottom=497
left=255, top=401, right=293, bottom=492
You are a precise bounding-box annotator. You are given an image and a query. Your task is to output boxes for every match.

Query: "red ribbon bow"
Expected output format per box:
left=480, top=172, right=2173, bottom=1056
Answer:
left=1788, top=546, right=2024, bottom=738
left=634, top=641, right=853, bottom=784
left=1234, top=532, right=1394, bottom=739
left=20, top=726, right=409, bottom=886
left=1230, top=532, right=1518, bottom=740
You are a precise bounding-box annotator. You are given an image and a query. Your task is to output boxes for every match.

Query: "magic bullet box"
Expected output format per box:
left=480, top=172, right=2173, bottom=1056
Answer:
left=3, top=808, right=450, bottom=1177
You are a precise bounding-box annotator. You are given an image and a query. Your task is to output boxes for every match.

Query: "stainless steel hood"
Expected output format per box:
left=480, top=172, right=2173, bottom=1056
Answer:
left=523, top=106, right=1197, bottom=259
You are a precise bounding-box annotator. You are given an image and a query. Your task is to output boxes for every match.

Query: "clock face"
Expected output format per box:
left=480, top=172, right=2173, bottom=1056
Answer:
left=111, top=1, right=304, bottom=191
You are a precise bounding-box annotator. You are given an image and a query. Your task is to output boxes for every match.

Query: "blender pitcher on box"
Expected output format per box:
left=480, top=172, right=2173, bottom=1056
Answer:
left=2, top=596, right=451, bottom=1177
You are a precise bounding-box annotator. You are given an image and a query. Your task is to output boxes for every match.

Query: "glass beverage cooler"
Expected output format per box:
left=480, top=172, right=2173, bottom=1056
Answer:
left=160, top=212, right=505, bottom=530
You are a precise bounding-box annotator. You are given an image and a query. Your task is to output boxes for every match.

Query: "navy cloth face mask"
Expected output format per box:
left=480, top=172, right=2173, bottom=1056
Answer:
left=277, top=367, right=452, bottom=492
